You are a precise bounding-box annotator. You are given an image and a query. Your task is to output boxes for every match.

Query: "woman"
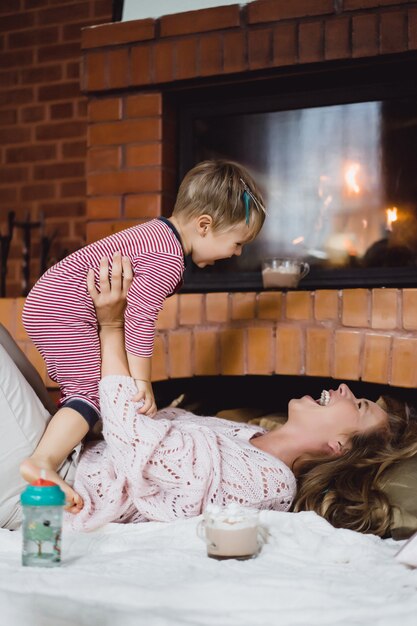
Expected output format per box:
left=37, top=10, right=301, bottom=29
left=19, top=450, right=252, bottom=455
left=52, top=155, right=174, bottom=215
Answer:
left=2, top=257, right=415, bottom=536
left=61, top=254, right=414, bottom=536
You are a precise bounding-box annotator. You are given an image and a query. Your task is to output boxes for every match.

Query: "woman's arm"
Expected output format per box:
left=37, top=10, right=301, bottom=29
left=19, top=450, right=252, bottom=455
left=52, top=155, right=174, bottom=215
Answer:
left=87, top=253, right=133, bottom=379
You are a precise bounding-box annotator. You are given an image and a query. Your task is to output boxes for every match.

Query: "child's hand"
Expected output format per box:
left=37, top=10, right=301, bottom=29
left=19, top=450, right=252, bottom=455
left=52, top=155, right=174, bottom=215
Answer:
left=133, top=379, right=157, bottom=416
left=87, top=252, right=133, bottom=327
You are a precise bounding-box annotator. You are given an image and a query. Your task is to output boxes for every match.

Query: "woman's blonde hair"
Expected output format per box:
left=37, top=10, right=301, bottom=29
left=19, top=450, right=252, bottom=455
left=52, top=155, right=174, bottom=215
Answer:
left=292, top=397, right=417, bottom=537
left=173, top=160, right=266, bottom=238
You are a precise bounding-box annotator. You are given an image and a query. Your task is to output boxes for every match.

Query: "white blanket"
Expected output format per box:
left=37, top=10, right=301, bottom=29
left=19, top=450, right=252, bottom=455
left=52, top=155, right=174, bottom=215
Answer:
left=0, top=511, right=416, bottom=626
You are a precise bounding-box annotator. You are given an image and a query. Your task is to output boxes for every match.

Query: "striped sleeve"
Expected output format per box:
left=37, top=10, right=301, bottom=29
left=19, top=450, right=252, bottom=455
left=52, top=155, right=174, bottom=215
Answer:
left=124, top=251, right=184, bottom=357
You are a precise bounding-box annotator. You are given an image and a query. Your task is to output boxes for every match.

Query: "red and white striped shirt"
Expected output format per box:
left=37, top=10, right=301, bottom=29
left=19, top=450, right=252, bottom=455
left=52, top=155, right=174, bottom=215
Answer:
left=23, top=219, right=185, bottom=402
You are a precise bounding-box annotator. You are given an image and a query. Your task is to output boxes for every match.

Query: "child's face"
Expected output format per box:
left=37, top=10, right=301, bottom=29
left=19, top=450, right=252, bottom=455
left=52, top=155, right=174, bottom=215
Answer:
left=192, top=221, right=252, bottom=268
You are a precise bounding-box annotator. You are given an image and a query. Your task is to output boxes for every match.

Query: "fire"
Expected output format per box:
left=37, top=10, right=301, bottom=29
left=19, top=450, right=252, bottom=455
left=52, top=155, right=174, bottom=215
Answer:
left=386, top=207, right=398, bottom=231
left=292, top=236, right=304, bottom=246
left=344, top=162, right=361, bottom=194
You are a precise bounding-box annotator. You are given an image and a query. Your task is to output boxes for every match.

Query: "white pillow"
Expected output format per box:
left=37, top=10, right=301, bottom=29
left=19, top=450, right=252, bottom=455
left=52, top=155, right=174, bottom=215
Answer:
left=0, top=344, right=51, bottom=529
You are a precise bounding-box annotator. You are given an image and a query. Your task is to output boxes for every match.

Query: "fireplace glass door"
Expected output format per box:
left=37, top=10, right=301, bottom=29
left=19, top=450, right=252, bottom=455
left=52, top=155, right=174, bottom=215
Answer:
left=178, top=59, right=417, bottom=291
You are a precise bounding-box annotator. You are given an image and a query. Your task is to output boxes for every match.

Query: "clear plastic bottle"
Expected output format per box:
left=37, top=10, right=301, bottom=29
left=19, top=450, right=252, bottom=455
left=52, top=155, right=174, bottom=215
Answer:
left=21, top=478, right=66, bottom=567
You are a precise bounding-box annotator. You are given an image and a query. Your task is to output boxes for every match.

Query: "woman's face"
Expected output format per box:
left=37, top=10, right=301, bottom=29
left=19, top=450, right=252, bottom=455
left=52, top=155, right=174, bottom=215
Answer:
left=288, top=383, right=388, bottom=452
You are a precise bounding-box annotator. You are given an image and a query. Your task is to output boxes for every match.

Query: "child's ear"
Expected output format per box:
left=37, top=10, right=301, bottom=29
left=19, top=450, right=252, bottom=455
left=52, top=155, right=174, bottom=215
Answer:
left=196, top=214, right=213, bottom=235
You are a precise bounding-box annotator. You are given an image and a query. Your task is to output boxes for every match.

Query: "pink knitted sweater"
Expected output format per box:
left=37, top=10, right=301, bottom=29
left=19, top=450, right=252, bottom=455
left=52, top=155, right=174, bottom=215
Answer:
left=66, top=376, right=296, bottom=531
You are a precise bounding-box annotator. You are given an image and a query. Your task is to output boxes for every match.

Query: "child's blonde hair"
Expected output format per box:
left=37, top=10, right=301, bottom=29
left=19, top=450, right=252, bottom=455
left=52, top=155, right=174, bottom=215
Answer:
left=173, top=160, right=266, bottom=239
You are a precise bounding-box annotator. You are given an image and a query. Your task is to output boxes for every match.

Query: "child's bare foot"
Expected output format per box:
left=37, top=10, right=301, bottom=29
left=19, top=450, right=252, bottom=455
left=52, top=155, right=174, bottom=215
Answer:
left=20, top=458, right=84, bottom=514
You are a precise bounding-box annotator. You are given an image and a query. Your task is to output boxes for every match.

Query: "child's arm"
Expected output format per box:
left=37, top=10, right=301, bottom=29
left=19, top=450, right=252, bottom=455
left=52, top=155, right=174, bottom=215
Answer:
left=126, top=353, right=156, bottom=416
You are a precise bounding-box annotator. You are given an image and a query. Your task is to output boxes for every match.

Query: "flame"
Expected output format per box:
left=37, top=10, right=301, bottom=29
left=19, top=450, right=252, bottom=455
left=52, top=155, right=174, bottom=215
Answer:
left=292, top=236, right=304, bottom=245
left=386, top=207, right=398, bottom=231
left=344, top=162, right=361, bottom=194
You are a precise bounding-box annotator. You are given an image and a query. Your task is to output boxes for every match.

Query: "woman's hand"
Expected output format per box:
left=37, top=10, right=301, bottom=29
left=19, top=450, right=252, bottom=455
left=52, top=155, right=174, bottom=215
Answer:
left=87, top=252, right=133, bottom=328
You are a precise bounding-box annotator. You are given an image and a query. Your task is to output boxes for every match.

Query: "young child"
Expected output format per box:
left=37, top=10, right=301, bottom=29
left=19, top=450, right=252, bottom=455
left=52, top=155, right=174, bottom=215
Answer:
left=20, top=159, right=266, bottom=512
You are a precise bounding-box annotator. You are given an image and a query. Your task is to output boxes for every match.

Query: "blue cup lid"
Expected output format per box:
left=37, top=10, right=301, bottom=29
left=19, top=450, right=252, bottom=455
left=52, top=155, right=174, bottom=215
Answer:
left=20, top=479, right=66, bottom=507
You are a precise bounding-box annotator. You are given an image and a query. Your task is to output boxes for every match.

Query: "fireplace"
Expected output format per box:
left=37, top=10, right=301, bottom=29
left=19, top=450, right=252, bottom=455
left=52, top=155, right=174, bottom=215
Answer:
left=77, top=1, right=417, bottom=392
left=176, top=54, right=417, bottom=290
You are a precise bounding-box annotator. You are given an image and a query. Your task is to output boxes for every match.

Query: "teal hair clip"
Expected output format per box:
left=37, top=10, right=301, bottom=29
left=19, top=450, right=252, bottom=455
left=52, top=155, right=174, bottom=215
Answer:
left=243, top=190, right=251, bottom=225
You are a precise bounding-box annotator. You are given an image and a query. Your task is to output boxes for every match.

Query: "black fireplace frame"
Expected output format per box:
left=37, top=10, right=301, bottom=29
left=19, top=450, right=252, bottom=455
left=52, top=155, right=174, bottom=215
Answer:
left=172, top=53, right=417, bottom=292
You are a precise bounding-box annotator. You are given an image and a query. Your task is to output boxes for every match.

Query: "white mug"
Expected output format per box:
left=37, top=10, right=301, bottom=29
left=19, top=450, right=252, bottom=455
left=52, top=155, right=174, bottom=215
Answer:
left=262, top=258, right=310, bottom=289
left=197, top=508, right=267, bottom=561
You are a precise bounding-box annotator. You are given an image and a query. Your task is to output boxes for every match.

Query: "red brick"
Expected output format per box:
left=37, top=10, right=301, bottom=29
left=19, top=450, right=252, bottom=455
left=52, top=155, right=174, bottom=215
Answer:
left=154, top=40, right=175, bottom=83
left=161, top=5, right=240, bottom=37
left=38, top=42, right=80, bottom=64
left=8, top=26, right=59, bottom=49
left=89, top=98, right=121, bottom=122
left=39, top=201, right=85, bottom=218
left=223, top=31, right=246, bottom=73
left=63, top=20, right=100, bottom=42
left=38, top=82, right=80, bottom=102
left=0, top=70, right=18, bottom=88
left=50, top=102, right=73, bottom=119
left=325, top=16, right=351, bottom=60
left=131, top=44, right=153, bottom=86
left=36, top=121, right=86, bottom=141
left=344, top=0, right=408, bottom=10
left=0, top=167, right=29, bottom=184
left=0, top=12, right=35, bottom=31
left=352, top=14, right=379, bottom=58
left=176, top=38, right=198, bottom=80
left=2, top=0, right=23, bottom=12
left=20, top=105, right=45, bottom=123
left=6, top=144, right=56, bottom=163
left=24, top=0, right=49, bottom=9
left=380, top=10, right=407, bottom=54
left=21, top=183, right=56, bottom=201
left=0, top=50, right=33, bottom=68
left=62, top=140, right=87, bottom=158
left=0, top=188, right=17, bottom=203
left=299, top=20, right=324, bottom=63
left=38, top=3, right=90, bottom=26
left=199, top=34, right=223, bottom=77
left=88, top=119, right=162, bottom=146
left=87, top=146, right=120, bottom=172
left=0, top=127, right=31, bottom=143
left=124, top=194, right=162, bottom=218
left=126, top=143, right=162, bottom=168
left=125, top=93, right=162, bottom=118
left=273, top=22, right=297, bottom=67
left=86, top=220, right=140, bottom=243
left=220, top=328, right=246, bottom=376
left=67, top=61, right=81, bottom=79
left=86, top=196, right=121, bottom=219
left=87, top=169, right=162, bottom=195
left=0, top=109, right=17, bottom=125
left=94, top=0, right=112, bottom=19
left=84, top=51, right=107, bottom=91
left=61, top=180, right=86, bottom=197
left=108, top=48, right=129, bottom=89
left=0, top=87, right=34, bottom=107
left=82, top=19, right=155, bottom=49
left=248, top=0, right=334, bottom=24
left=248, top=28, right=273, bottom=70
left=34, top=162, right=84, bottom=181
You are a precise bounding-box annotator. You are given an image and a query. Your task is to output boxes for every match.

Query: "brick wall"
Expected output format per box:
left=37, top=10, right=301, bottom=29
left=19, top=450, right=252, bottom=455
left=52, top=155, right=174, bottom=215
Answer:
left=81, top=0, right=417, bottom=241
left=0, top=0, right=113, bottom=297
left=2, top=287, right=417, bottom=388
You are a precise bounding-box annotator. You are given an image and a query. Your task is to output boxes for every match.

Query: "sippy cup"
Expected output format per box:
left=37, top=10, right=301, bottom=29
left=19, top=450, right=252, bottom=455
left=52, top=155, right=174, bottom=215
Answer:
left=21, top=476, right=66, bottom=567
